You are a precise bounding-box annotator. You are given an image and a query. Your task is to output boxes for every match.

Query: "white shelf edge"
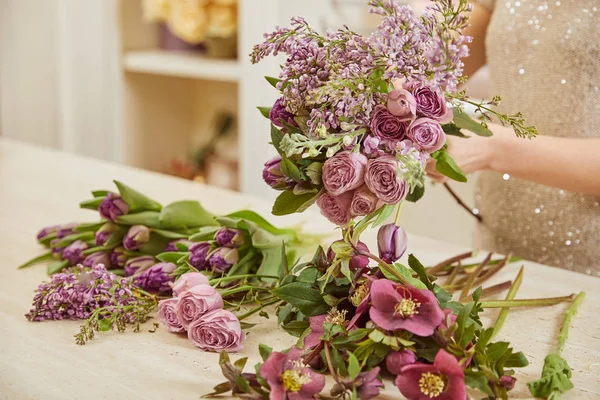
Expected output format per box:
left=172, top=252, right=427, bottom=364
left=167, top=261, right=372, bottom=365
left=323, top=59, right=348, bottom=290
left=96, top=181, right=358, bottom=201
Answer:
left=123, top=50, right=240, bottom=82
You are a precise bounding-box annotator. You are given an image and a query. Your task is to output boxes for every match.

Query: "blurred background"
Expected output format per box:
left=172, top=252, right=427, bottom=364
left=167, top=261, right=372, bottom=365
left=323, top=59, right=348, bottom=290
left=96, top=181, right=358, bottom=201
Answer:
left=0, top=0, right=490, bottom=247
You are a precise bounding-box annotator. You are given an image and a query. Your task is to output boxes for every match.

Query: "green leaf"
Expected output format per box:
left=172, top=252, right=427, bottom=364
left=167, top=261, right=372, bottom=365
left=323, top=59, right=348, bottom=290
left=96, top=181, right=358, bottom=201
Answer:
left=233, top=357, right=248, bottom=372
left=487, top=342, right=510, bottom=362
left=528, top=354, right=574, bottom=399
left=277, top=303, right=293, bottom=325
left=117, top=211, right=161, bottom=227
left=331, top=348, right=348, bottom=377
left=271, top=123, right=285, bottom=155
left=433, top=151, right=468, bottom=183
left=152, top=229, right=188, bottom=239
left=103, top=226, right=127, bottom=248
left=189, top=226, right=220, bottom=241
left=18, top=251, right=54, bottom=269
left=272, top=190, right=321, bottom=216
left=256, top=246, right=285, bottom=279
left=114, top=181, right=162, bottom=212
left=408, top=254, right=434, bottom=290
left=73, top=221, right=106, bottom=232
left=47, top=260, right=69, bottom=275
left=297, top=267, right=318, bottom=284
left=235, top=376, right=251, bottom=393
left=442, top=122, right=469, bottom=138
left=227, top=248, right=259, bottom=277
left=271, top=282, right=330, bottom=317
left=281, top=320, right=310, bottom=337
left=265, top=76, right=281, bottom=88
left=380, top=263, right=427, bottom=289
left=464, top=370, right=494, bottom=396
left=79, top=196, right=105, bottom=210
left=257, top=106, right=272, bottom=118
left=505, top=351, right=529, bottom=368
left=331, top=328, right=370, bottom=346
left=305, top=162, right=323, bottom=185
left=158, top=200, right=217, bottom=229
left=347, top=351, right=361, bottom=380
left=406, top=184, right=425, bottom=202
left=371, top=204, right=394, bottom=228
left=452, top=107, right=493, bottom=137
left=97, top=318, right=114, bottom=332
left=259, top=344, right=272, bottom=362
left=226, top=210, right=296, bottom=239
left=156, top=252, right=188, bottom=263
left=280, top=156, right=303, bottom=182
left=91, top=190, right=109, bottom=197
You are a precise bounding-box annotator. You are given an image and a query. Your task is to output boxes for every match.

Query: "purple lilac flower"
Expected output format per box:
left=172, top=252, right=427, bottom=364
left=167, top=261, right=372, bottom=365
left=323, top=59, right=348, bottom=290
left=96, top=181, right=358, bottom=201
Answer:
left=134, top=262, right=177, bottom=293
left=62, top=240, right=88, bottom=265
left=99, top=192, right=129, bottom=221
left=189, top=242, right=212, bottom=270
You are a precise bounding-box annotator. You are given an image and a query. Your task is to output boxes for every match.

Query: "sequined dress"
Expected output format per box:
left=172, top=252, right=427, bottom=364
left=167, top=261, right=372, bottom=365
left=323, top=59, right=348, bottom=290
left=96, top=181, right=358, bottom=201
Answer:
left=474, top=0, right=600, bottom=275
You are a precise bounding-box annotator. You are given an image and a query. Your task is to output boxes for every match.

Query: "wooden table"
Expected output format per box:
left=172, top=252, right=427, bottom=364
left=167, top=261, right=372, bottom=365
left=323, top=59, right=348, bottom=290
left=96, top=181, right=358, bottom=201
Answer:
left=0, top=138, right=598, bottom=399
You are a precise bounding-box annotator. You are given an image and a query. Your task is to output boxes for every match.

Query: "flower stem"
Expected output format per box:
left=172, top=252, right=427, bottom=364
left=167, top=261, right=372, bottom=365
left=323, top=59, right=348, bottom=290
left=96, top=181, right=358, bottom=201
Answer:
left=359, top=251, right=409, bottom=285
left=236, top=298, right=281, bottom=321
left=459, top=252, right=492, bottom=301
left=220, top=286, right=272, bottom=298
left=479, top=280, right=513, bottom=299
left=443, top=183, right=482, bottom=222
left=394, top=202, right=404, bottom=225
left=323, top=342, right=341, bottom=383
left=557, top=291, right=586, bottom=354
left=481, top=294, right=575, bottom=308
left=209, top=274, right=280, bottom=285
left=492, top=266, right=524, bottom=339
left=427, top=251, right=476, bottom=276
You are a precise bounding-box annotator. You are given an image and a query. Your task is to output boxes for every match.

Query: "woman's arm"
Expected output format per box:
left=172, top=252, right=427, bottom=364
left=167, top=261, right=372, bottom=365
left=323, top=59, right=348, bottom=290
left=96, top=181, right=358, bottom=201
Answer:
left=427, top=125, right=600, bottom=198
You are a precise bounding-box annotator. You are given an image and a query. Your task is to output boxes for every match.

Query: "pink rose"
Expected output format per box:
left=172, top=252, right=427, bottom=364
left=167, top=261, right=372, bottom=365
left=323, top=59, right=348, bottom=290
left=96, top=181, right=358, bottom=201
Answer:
left=171, top=272, right=209, bottom=297
left=408, top=118, right=446, bottom=152
left=412, top=84, right=453, bottom=123
left=387, top=89, right=416, bottom=121
left=364, top=156, right=408, bottom=204
left=157, top=298, right=185, bottom=333
left=322, top=151, right=367, bottom=196
left=316, top=191, right=354, bottom=226
left=176, top=284, right=224, bottom=329
left=350, top=185, right=379, bottom=216
left=370, top=105, right=408, bottom=142
left=187, top=308, right=245, bottom=352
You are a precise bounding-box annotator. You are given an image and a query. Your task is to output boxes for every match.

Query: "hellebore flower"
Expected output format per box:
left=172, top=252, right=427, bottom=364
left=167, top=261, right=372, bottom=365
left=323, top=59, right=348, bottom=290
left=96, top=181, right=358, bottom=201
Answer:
left=98, top=192, right=129, bottom=221
left=62, top=240, right=88, bottom=265
left=123, top=225, right=151, bottom=251
left=369, top=279, right=444, bottom=336
left=188, top=242, right=212, bottom=270
left=386, top=350, right=417, bottom=375
left=396, top=349, right=466, bottom=400
left=377, top=223, right=408, bottom=264
left=303, top=308, right=349, bottom=349
left=133, top=262, right=176, bottom=293
left=208, top=247, right=239, bottom=274
left=124, top=255, right=155, bottom=277
left=214, top=227, right=244, bottom=248
left=330, top=367, right=384, bottom=400
left=259, top=348, right=325, bottom=399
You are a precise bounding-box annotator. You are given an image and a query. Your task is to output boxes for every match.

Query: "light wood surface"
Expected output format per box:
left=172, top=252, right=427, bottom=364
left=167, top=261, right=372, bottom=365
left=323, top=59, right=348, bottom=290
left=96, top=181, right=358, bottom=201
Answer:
left=0, top=138, right=598, bottom=400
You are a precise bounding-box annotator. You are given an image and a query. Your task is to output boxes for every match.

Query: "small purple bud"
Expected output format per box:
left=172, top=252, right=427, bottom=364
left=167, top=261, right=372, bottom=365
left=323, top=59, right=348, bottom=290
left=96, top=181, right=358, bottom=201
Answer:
left=82, top=251, right=112, bottom=269
left=110, top=246, right=128, bottom=268
left=377, top=224, right=408, bottom=264
left=499, top=376, right=516, bottom=391
left=37, top=225, right=60, bottom=241
left=134, top=262, right=176, bottom=293
left=188, top=242, right=212, bottom=270
left=214, top=227, right=244, bottom=248
left=98, top=192, right=129, bottom=221
left=123, top=225, right=151, bottom=251
left=208, top=247, right=239, bottom=274
left=50, top=239, right=63, bottom=259
left=262, top=156, right=295, bottom=190
left=327, top=240, right=370, bottom=271
left=164, top=239, right=193, bottom=252
left=269, top=98, right=297, bottom=128
left=124, top=255, right=155, bottom=277
left=62, top=240, right=88, bottom=265
left=56, top=223, right=78, bottom=239
left=95, top=222, right=117, bottom=246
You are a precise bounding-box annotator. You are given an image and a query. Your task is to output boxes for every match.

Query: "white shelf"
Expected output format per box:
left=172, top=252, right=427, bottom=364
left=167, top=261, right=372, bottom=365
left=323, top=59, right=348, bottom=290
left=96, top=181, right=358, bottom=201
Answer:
left=123, top=50, right=240, bottom=82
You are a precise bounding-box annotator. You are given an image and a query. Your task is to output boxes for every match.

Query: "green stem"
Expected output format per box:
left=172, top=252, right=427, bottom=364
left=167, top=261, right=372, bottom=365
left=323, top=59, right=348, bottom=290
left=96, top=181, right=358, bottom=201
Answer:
left=323, top=342, right=342, bottom=383
left=220, top=286, right=271, bottom=298
left=394, top=202, right=404, bottom=225
left=359, top=251, right=409, bottom=285
left=459, top=252, right=492, bottom=301
left=557, top=291, right=586, bottom=354
left=481, top=295, right=574, bottom=309
left=492, top=266, right=524, bottom=339
left=209, top=274, right=280, bottom=285
left=236, top=298, right=281, bottom=321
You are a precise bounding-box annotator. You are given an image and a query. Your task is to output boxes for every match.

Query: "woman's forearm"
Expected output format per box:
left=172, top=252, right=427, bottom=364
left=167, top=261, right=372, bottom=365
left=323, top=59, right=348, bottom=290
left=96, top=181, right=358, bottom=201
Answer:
left=488, top=132, right=600, bottom=197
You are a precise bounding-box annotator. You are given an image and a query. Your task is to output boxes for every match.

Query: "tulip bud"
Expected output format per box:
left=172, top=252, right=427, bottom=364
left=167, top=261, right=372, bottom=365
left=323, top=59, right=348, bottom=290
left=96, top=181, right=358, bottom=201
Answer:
left=110, top=246, right=128, bottom=267
left=123, top=225, right=151, bottom=251
left=327, top=240, right=370, bottom=271
left=124, top=255, right=156, bottom=277
left=134, top=262, right=176, bottom=293
left=95, top=222, right=117, bottom=246
left=98, top=192, right=129, bottom=221
left=499, top=376, right=516, bottom=391
left=83, top=251, right=112, bottom=269
left=377, top=224, right=408, bottom=264
left=62, top=240, right=88, bottom=265
left=37, top=225, right=60, bottom=241
left=214, top=227, right=244, bottom=248
left=50, top=239, right=64, bottom=259
left=56, top=223, right=78, bottom=239
left=262, top=156, right=295, bottom=190
left=208, top=247, right=239, bottom=274
left=188, top=242, right=212, bottom=270
left=164, top=239, right=193, bottom=252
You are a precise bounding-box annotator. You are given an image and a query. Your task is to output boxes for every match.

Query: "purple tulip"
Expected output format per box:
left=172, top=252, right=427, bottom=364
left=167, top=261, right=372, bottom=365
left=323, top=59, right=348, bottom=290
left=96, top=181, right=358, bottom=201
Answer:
left=208, top=247, right=239, bottom=274
left=98, top=192, right=129, bottom=221
left=50, top=239, right=63, bottom=259
left=124, top=255, right=155, bottom=277
left=83, top=251, right=112, bottom=269
left=377, top=223, right=408, bottom=264
left=269, top=98, right=296, bottom=128
left=56, top=223, right=78, bottom=239
left=214, top=227, right=244, bottom=248
left=36, top=225, right=60, bottom=240
left=164, top=239, right=193, bottom=252
left=62, top=240, right=88, bottom=265
left=262, top=156, right=295, bottom=190
left=110, top=246, right=128, bottom=268
left=189, top=242, right=212, bottom=270
left=327, top=240, right=370, bottom=271
left=134, top=262, right=176, bottom=293
left=123, top=225, right=150, bottom=251
left=95, top=222, right=117, bottom=246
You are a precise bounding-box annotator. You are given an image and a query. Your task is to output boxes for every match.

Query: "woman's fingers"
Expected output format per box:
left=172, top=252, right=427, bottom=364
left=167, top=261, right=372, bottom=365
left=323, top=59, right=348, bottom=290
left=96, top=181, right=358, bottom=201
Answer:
left=426, top=159, right=448, bottom=183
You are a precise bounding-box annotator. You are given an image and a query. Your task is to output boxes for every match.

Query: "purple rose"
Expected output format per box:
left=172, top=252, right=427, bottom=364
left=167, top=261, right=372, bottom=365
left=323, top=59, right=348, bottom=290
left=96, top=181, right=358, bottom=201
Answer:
left=214, top=227, right=244, bottom=248
left=269, top=98, right=296, bottom=128
left=98, top=192, right=129, bottom=221
left=83, top=251, right=112, bottom=269
left=189, top=242, right=212, bottom=270
left=124, top=255, right=155, bottom=277
left=157, top=298, right=185, bottom=333
left=62, top=240, right=88, bottom=265
left=322, top=151, right=367, bottom=196
left=187, top=308, right=245, bottom=352
left=262, top=156, right=295, bottom=190
left=95, top=222, right=117, bottom=246
left=387, top=89, right=416, bottom=121
left=123, top=225, right=151, bottom=251
left=350, top=185, right=379, bottom=217
left=364, top=156, right=408, bottom=205
left=171, top=272, right=209, bottom=297
left=412, top=84, right=453, bottom=123
left=208, top=247, right=239, bottom=274
left=176, top=284, right=224, bottom=329
left=370, top=105, right=408, bottom=142
left=408, top=118, right=446, bottom=153
left=316, top=191, right=354, bottom=226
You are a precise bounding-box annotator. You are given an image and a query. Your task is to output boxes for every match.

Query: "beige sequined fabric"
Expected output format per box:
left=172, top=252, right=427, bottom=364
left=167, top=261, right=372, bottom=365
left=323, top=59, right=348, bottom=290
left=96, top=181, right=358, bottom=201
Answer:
left=473, top=0, right=600, bottom=275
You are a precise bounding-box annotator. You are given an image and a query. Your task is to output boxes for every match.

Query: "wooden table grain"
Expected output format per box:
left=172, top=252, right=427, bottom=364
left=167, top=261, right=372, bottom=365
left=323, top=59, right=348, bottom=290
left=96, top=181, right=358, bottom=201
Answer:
left=0, top=139, right=598, bottom=399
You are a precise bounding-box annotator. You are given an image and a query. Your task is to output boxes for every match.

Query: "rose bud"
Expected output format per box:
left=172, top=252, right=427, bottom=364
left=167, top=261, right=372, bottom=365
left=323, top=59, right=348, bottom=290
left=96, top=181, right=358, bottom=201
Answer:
left=176, top=284, right=224, bottom=329
left=322, top=151, right=368, bottom=196
left=412, top=84, right=453, bottom=123
left=171, top=272, right=209, bottom=297
left=110, top=246, right=128, bottom=267
left=133, top=262, right=177, bottom=293
left=157, top=298, right=185, bottom=333
left=350, top=185, right=379, bottom=217
left=370, top=105, right=409, bottom=143
left=316, top=191, right=354, bottom=226
left=123, top=225, right=151, bottom=251
left=377, top=224, right=408, bottom=264
left=407, top=118, right=446, bottom=153
left=62, top=240, right=88, bottom=265
left=364, top=156, right=409, bottom=205
left=124, top=255, right=155, bottom=277
left=164, top=239, right=193, bottom=252
left=208, top=247, right=239, bottom=274
left=98, top=192, right=129, bottom=221
left=262, top=156, right=295, bottom=190
left=189, top=242, right=212, bottom=270
left=37, top=225, right=60, bottom=241
left=188, top=308, right=246, bottom=352
left=83, top=251, right=112, bottom=269
left=269, top=97, right=297, bottom=128
left=327, top=240, right=370, bottom=271
left=387, top=89, right=416, bottom=121
left=499, top=376, right=516, bottom=391
left=95, top=222, right=117, bottom=246
left=214, top=227, right=244, bottom=248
